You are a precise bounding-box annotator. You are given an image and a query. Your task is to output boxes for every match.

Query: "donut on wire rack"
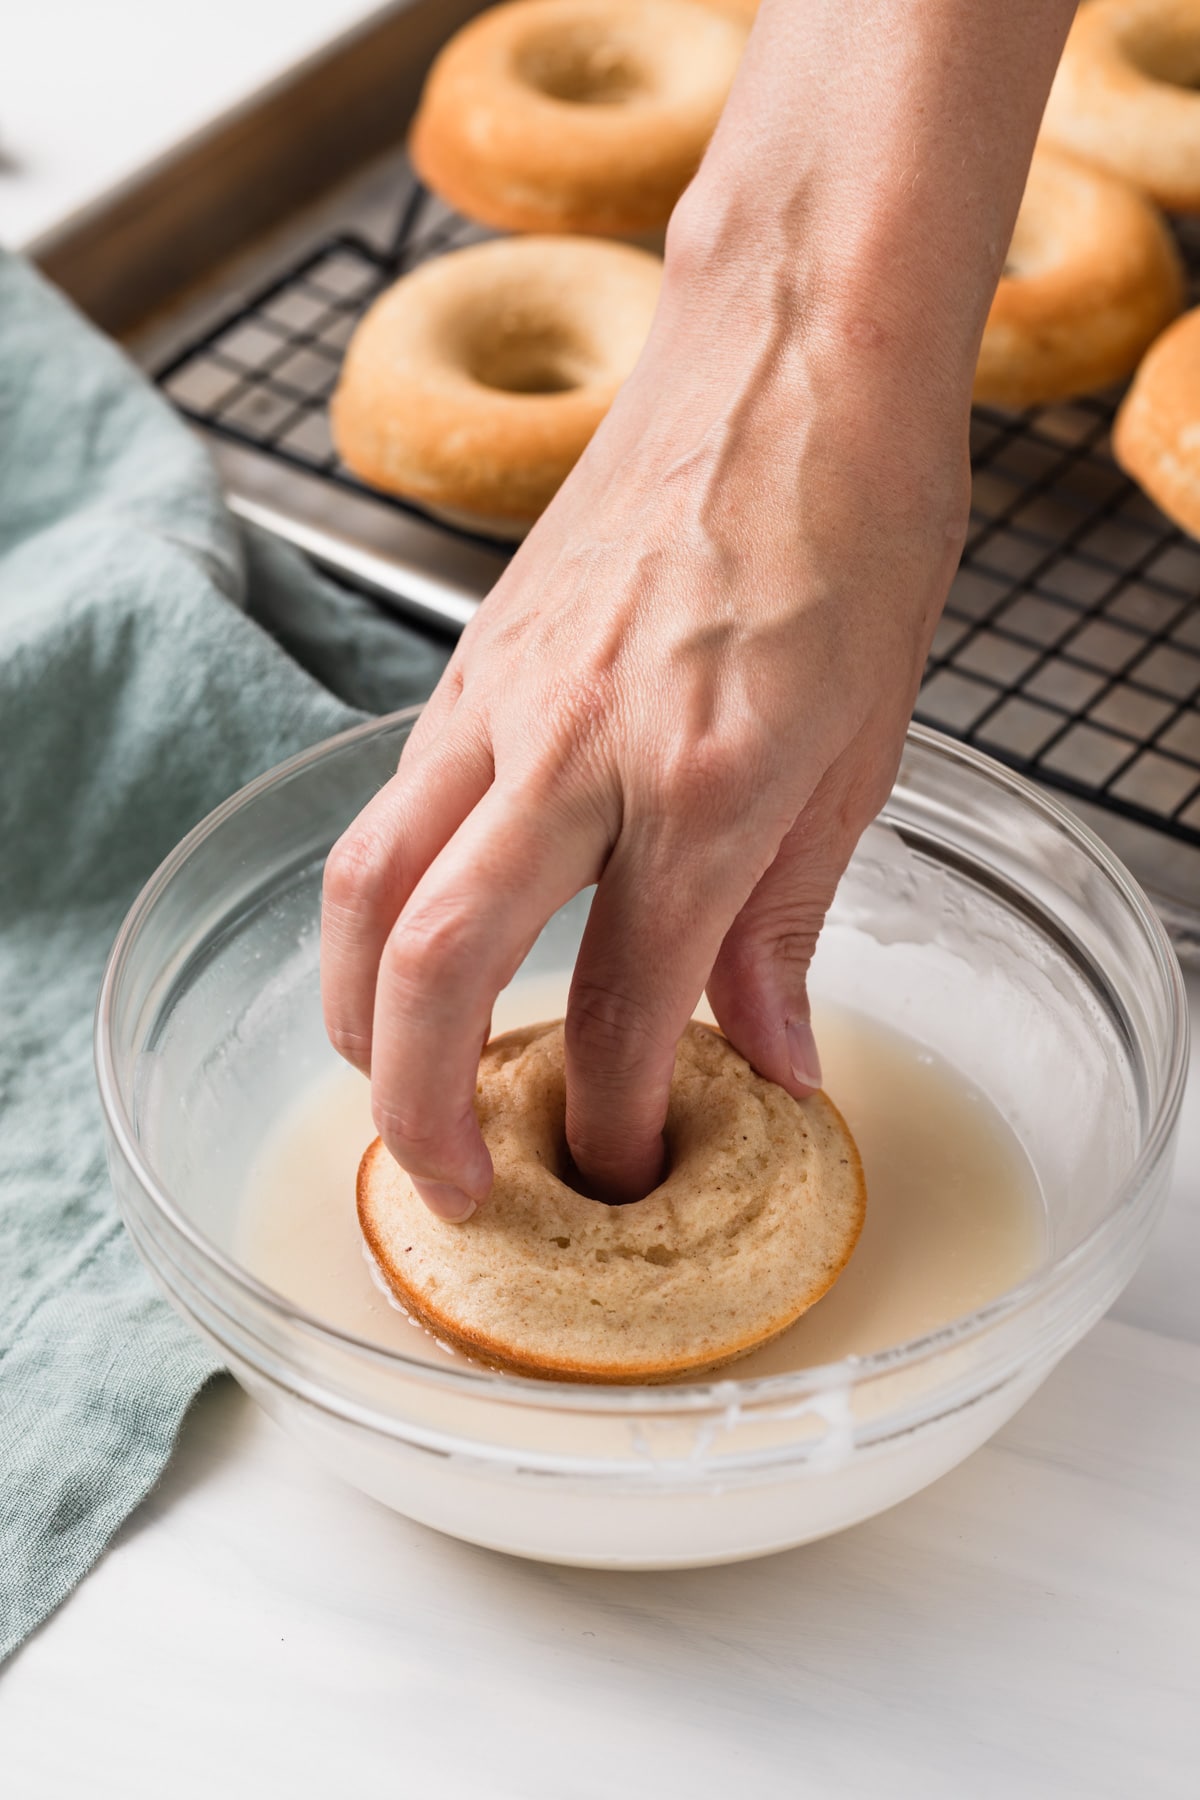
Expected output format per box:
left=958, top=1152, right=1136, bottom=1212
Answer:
left=974, top=149, right=1184, bottom=409
left=1040, top=0, right=1200, bottom=212
left=1114, top=307, right=1200, bottom=539
left=331, top=235, right=662, bottom=532
left=409, top=0, right=747, bottom=237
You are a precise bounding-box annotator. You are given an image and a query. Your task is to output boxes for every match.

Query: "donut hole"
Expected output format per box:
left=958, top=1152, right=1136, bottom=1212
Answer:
left=514, top=27, right=647, bottom=106
left=465, top=321, right=595, bottom=395
left=558, top=1137, right=671, bottom=1205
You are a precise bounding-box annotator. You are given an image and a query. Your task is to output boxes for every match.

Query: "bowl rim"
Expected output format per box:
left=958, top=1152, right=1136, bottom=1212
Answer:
left=94, top=712, right=1190, bottom=1417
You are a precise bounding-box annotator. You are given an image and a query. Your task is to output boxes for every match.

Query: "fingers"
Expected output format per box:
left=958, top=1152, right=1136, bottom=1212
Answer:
left=369, top=786, right=599, bottom=1221
left=321, top=722, right=491, bottom=1076
left=705, top=826, right=838, bottom=1098
left=706, top=752, right=889, bottom=1097
left=564, top=832, right=756, bottom=1204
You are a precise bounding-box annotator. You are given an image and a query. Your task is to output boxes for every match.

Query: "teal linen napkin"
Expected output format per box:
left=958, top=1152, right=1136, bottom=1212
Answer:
left=0, top=250, right=448, bottom=1660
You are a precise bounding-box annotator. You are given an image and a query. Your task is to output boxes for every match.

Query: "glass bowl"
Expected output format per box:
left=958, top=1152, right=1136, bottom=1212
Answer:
left=95, top=713, right=1188, bottom=1569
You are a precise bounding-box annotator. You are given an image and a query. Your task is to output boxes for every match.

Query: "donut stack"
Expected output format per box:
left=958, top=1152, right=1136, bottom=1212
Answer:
left=332, top=0, right=750, bottom=531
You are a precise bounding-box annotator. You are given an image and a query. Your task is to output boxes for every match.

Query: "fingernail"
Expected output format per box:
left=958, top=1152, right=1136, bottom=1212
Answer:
left=413, top=1180, right=477, bottom=1223
left=786, top=1018, right=822, bottom=1092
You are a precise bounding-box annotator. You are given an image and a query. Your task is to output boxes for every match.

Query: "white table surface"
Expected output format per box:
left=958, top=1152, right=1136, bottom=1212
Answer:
left=3, top=978, right=1198, bottom=1796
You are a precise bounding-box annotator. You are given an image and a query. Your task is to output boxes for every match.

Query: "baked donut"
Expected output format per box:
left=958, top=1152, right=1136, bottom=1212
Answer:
left=358, top=1020, right=866, bottom=1385
left=1114, top=306, right=1200, bottom=536
left=1041, top=0, right=1200, bottom=212
left=331, top=236, right=661, bottom=525
left=409, top=0, right=747, bottom=236
left=974, top=150, right=1184, bottom=409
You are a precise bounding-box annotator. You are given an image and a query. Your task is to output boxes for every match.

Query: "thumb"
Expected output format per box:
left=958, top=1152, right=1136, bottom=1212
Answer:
left=706, top=761, right=874, bottom=1098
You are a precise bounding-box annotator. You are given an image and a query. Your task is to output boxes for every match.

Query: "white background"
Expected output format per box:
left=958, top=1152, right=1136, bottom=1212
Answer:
left=0, top=0, right=390, bottom=250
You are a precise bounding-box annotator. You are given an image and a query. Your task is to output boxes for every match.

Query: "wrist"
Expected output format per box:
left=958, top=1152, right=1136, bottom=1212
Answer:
left=661, top=171, right=981, bottom=431
left=644, top=179, right=977, bottom=548
left=657, top=0, right=1078, bottom=423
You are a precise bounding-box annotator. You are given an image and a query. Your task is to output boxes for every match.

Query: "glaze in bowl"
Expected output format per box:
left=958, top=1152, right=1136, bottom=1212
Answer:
left=95, top=714, right=1188, bottom=1568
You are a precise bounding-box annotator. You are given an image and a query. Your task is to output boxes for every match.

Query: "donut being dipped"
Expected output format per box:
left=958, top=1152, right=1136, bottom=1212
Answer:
left=1114, top=306, right=1200, bottom=538
left=409, top=0, right=747, bottom=237
left=1041, top=0, right=1200, bottom=213
left=974, top=150, right=1183, bottom=409
left=331, top=235, right=661, bottom=525
left=358, top=1021, right=867, bottom=1385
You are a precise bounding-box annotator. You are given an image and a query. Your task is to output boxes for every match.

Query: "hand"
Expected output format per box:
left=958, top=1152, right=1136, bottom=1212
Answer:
left=321, top=0, right=1076, bottom=1219
left=321, top=212, right=969, bottom=1216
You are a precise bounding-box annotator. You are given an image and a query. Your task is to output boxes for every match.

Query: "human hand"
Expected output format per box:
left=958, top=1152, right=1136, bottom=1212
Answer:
left=321, top=217, right=969, bottom=1216
left=322, top=0, right=1077, bottom=1219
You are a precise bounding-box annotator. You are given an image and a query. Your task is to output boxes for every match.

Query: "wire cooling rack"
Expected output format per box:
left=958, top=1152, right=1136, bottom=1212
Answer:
left=156, top=187, right=502, bottom=539
left=157, top=184, right=1200, bottom=855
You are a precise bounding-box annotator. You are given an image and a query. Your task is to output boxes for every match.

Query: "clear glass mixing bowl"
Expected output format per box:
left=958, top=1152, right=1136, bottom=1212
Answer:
left=95, top=714, right=1188, bottom=1569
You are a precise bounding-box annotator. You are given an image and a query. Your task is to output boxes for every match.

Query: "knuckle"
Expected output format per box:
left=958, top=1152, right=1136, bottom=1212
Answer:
left=565, top=982, right=665, bottom=1082
left=371, top=1098, right=439, bottom=1156
left=664, top=742, right=739, bottom=813
left=661, top=726, right=772, bottom=823
left=371, top=1101, right=455, bottom=1178
left=382, top=899, right=474, bottom=992
left=371, top=1097, right=483, bottom=1189
left=545, top=662, right=619, bottom=737
left=726, top=874, right=832, bottom=985
left=723, top=915, right=820, bottom=992
left=765, top=922, right=822, bottom=973
left=323, top=827, right=395, bottom=922
left=769, top=872, right=836, bottom=940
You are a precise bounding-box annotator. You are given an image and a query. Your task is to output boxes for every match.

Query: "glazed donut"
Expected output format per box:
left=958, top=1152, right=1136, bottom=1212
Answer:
left=409, top=0, right=747, bottom=236
left=1041, top=0, right=1200, bottom=212
left=975, top=150, right=1183, bottom=409
left=358, top=1021, right=866, bottom=1385
left=1114, top=306, right=1200, bottom=537
left=331, top=236, right=661, bottom=525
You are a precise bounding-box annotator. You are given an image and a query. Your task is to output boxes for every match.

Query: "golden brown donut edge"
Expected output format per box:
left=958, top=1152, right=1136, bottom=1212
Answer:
left=357, top=1020, right=867, bottom=1385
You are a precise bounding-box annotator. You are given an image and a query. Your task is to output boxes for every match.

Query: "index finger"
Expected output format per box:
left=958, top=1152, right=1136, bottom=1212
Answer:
left=321, top=731, right=492, bottom=1076
left=369, top=783, right=601, bottom=1220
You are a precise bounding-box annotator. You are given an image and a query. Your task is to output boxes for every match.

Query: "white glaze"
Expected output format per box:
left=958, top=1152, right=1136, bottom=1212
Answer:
left=236, top=989, right=1045, bottom=1379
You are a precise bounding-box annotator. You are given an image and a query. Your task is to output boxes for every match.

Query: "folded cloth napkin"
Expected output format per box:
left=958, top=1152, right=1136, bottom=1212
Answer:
left=0, top=249, right=448, bottom=1661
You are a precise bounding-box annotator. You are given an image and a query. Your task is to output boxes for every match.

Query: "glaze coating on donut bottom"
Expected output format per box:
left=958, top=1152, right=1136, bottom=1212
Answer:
left=331, top=235, right=661, bottom=520
left=1114, top=305, right=1200, bottom=537
left=357, top=1021, right=867, bottom=1384
left=1041, top=0, right=1200, bottom=212
left=409, top=0, right=747, bottom=236
left=975, top=150, right=1184, bottom=409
